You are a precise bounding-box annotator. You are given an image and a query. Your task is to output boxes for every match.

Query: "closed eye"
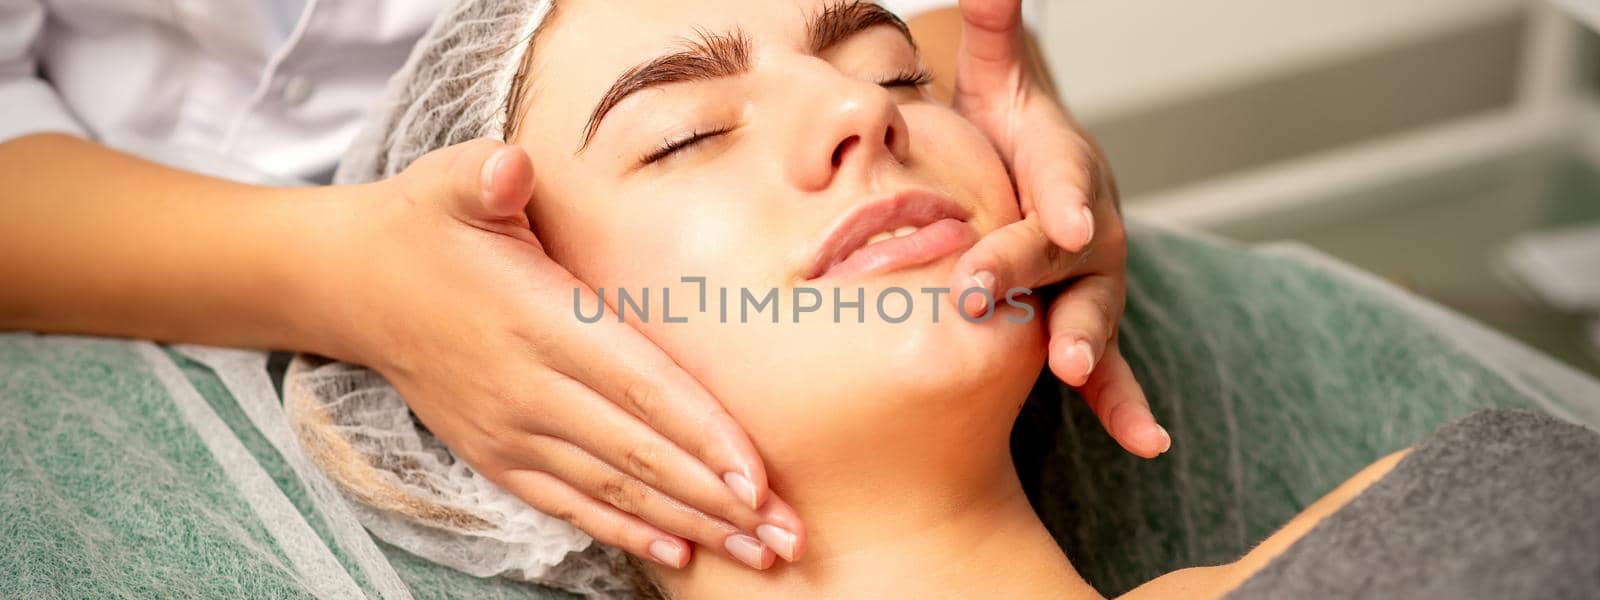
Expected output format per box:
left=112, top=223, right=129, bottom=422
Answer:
left=641, top=126, right=734, bottom=164
left=639, top=68, right=930, bottom=166
left=877, top=67, right=933, bottom=88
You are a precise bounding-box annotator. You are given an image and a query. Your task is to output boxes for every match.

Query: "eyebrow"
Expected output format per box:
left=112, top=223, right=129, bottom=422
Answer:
left=578, top=1, right=916, bottom=152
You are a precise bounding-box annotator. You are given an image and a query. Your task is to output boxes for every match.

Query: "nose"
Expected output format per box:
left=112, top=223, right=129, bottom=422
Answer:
left=783, top=66, right=912, bottom=191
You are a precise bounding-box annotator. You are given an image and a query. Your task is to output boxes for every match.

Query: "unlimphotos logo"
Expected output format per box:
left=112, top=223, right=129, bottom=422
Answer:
left=574, top=276, right=1035, bottom=324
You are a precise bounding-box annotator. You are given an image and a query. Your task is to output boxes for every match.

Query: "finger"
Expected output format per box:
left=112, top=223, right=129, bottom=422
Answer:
left=527, top=373, right=804, bottom=558
left=1044, top=274, right=1121, bottom=387
left=1079, top=342, right=1169, bottom=458
left=956, top=0, right=1025, bottom=93
left=478, top=144, right=535, bottom=220
left=403, top=138, right=534, bottom=226
left=752, top=494, right=805, bottom=562
left=950, top=214, right=1082, bottom=318
left=496, top=468, right=692, bottom=569
left=403, top=138, right=505, bottom=216
left=520, top=435, right=783, bottom=569
left=1013, top=131, right=1097, bottom=252
left=540, top=291, right=776, bottom=513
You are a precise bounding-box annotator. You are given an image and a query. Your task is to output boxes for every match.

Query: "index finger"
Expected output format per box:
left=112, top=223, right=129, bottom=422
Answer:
left=542, top=283, right=773, bottom=511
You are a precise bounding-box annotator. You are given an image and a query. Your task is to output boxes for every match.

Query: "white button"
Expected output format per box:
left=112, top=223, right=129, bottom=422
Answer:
left=282, top=76, right=314, bottom=106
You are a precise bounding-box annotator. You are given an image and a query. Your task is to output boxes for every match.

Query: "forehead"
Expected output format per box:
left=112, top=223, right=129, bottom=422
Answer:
left=544, top=0, right=824, bottom=59
left=515, top=0, right=842, bottom=148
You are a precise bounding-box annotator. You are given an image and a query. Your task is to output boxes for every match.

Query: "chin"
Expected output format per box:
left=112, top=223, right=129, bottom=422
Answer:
left=852, top=273, right=1047, bottom=415
left=664, top=260, right=1047, bottom=464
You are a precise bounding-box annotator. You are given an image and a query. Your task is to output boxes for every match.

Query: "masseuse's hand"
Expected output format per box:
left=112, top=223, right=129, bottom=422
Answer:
left=316, top=139, right=801, bottom=569
left=943, top=0, right=1169, bottom=458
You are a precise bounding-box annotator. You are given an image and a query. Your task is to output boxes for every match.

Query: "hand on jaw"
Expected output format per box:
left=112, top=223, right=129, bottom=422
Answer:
left=938, top=0, right=1168, bottom=459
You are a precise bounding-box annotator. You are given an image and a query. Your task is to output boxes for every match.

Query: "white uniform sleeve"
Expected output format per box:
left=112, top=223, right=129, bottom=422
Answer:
left=0, top=0, right=88, bottom=142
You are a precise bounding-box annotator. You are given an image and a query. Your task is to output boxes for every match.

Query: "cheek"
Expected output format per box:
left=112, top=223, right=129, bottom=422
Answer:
left=540, top=177, right=802, bottom=370
left=624, top=190, right=780, bottom=291
left=527, top=166, right=773, bottom=293
left=906, top=110, right=1020, bottom=231
left=663, top=202, right=762, bottom=277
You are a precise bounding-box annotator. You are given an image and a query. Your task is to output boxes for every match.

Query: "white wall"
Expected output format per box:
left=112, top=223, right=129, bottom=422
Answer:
left=1038, top=0, right=1529, bottom=123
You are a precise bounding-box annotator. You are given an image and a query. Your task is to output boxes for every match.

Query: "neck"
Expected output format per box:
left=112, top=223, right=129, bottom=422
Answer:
left=653, top=443, right=1101, bottom=599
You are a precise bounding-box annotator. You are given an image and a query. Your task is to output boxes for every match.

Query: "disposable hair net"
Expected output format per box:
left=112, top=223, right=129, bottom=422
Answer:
left=282, top=357, right=642, bottom=597
left=335, top=0, right=552, bottom=185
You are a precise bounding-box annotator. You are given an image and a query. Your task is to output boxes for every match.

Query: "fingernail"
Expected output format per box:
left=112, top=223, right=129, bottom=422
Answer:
left=1078, top=205, right=1095, bottom=247
left=756, top=524, right=798, bottom=562
left=479, top=148, right=505, bottom=197
left=972, top=270, right=997, bottom=293
left=1052, top=339, right=1094, bottom=386
left=1141, top=424, right=1172, bottom=455
left=649, top=539, right=686, bottom=568
left=723, top=471, right=759, bottom=510
left=966, top=270, right=997, bottom=315
left=1073, top=340, right=1095, bottom=379
left=724, top=533, right=773, bottom=569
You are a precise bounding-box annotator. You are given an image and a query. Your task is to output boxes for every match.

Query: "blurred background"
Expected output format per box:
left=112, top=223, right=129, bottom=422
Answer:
left=1036, top=0, right=1600, bottom=376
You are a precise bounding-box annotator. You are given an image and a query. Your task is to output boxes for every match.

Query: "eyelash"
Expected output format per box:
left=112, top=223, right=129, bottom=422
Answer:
left=639, top=68, right=934, bottom=165
left=642, top=126, right=734, bottom=164
left=877, top=67, right=934, bottom=88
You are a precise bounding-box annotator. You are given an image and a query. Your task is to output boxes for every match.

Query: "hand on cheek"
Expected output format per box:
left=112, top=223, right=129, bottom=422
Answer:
left=331, top=139, right=805, bottom=571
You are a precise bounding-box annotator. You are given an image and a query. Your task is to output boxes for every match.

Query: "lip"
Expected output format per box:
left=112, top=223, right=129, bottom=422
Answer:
left=804, top=189, right=976, bottom=281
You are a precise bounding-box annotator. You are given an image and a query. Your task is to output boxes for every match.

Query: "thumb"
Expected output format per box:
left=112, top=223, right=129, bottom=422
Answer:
left=478, top=144, right=536, bottom=221
left=948, top=213, right=1080, bottom=317
left=402, top=138, right=535, bottom=224
left=956, top=0, right=1025, bottom=97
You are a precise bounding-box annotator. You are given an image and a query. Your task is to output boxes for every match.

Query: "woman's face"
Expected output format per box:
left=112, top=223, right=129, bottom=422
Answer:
left=512, top=0, right=1045, bottom=478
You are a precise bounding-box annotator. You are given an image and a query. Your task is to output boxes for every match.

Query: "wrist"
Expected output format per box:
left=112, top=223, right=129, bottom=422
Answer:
left=259, top=181, right=383, bottom=362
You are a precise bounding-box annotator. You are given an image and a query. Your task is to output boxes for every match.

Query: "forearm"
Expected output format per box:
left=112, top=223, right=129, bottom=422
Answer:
left=0, top=133, right=342, bottom=353
left=907, top=7, right=1058, bottom=104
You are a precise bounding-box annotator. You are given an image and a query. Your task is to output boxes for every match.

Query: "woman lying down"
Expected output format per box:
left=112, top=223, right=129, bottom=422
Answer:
left=290, top=0, right=1600, bottom=597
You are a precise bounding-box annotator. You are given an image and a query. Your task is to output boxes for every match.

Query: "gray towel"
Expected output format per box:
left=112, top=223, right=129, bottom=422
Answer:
left=1227, top=409, right=1600, bottom=599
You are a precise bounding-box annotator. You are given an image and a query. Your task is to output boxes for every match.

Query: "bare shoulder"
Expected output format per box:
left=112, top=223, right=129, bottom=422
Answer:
left=1117, top=449, right=1411, bottom=600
